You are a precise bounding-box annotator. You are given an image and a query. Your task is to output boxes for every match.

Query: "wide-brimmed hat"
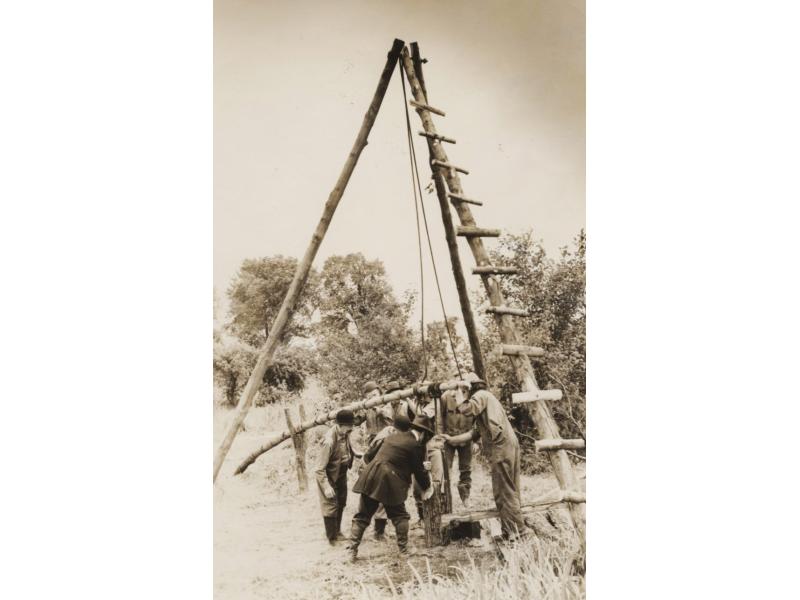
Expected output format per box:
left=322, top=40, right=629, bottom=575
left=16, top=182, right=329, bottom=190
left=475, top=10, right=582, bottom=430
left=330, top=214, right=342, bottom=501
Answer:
left=410, top=414, right=435, bottom=436
left=384, top=380, right=402, bottom=393
left=336, top=409, right=355, bottom=426
left=362, top=380, right=379, bottom=394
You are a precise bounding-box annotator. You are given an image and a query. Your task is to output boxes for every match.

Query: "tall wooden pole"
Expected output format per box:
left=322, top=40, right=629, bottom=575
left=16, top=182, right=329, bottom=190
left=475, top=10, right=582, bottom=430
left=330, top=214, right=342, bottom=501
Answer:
left=409, top=43, right=485, bottom=380
left=213, top=39, right=405, bottom=483
left=400, top=45, right=585, bottom=539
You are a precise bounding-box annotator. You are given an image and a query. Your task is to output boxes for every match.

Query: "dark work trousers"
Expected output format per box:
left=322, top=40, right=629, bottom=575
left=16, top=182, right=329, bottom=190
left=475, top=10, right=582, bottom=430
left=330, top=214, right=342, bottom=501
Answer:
left=322, top=475, right=349, bottom=541
left=350, top=494, right=411, bottom=551
left=443, top=442, right=472, bottom=500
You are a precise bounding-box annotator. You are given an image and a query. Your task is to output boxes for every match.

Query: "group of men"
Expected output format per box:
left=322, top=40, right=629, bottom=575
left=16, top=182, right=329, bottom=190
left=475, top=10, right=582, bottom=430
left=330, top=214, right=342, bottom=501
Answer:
left=314, top=373, right=528, bottom=561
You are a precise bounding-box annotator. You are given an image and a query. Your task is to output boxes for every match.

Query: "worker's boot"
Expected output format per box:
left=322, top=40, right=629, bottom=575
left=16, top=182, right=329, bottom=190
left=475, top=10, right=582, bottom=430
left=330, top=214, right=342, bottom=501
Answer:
left=374, top=518, right=387, bottom=540
left=347, top=519, right=368, bottom=562
left=323, top=517, right=338, bottom=545
left=394, top=518, right=410, bottom=556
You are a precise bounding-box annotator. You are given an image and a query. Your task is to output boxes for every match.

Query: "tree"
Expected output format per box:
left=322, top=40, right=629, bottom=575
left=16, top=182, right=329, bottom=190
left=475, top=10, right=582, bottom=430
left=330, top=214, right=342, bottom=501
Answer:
left=478, top=230, right=586, bottom=471
left=314, top=253, right=422, bottom=403
left=226, top=256, right=319, bottom=347
left=213, top=337, right=317, bottom=407
left=422, top=318, right=473, bottom=382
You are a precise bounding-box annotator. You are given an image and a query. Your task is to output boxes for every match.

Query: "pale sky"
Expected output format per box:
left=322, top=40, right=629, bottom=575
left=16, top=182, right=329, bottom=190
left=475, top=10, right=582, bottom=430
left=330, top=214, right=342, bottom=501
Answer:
left=214, top=0, right=585, bottom=330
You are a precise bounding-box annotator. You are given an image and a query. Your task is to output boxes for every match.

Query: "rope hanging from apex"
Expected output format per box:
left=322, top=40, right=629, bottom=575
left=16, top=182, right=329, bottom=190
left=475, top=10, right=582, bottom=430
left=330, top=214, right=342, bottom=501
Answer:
left=397, top=60, right=463, bottom=381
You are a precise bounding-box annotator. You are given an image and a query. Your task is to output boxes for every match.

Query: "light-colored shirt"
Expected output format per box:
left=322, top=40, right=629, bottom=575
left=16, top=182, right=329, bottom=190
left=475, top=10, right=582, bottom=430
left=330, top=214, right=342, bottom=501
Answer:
left=467, top=389, right=517, bottom=459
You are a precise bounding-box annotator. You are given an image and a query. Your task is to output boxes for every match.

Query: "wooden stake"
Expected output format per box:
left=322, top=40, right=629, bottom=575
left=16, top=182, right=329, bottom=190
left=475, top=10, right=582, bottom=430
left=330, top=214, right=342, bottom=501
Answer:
left=212, top=38, right=406, bottom=483
left=284, top=407, right=308, bottom=492
left=432, top=159, right=469, bottom=174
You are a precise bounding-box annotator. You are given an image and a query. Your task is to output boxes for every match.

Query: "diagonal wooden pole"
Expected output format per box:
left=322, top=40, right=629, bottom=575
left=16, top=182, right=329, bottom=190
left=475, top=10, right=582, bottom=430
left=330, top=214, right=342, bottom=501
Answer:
left=409, top=42, right=485, bottom=381
left=401, top=45, right=585, bottom=540
left=213, top=38, right=405, bottom=483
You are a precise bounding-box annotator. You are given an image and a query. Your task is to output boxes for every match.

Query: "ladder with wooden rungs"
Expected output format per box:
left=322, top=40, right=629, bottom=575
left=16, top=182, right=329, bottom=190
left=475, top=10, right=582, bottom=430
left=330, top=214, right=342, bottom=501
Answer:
left=399, top=44, right=585, bottom=540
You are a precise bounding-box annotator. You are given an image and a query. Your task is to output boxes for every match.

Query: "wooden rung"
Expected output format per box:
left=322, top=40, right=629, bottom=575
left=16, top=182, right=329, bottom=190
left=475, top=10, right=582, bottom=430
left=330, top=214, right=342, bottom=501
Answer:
left=448, top=193, right=482, bottom=206
left=418, top=131, right=456, bottom=144
left=456, top=226, right=500, bottom=237
left=535, top=438, right=585, bottom=452
left=432, top=159, right=469, bottom=175
left=486, top=306, right=528, bottom=317
left=409, top=99, right=446, bottom=116
left=472, top=266, right=518, bottom=275
left=442, top=491, right=586, bottom=526
left=500, top=344, right=545, bottom=357
left=512, top=389, right=563, bottom=403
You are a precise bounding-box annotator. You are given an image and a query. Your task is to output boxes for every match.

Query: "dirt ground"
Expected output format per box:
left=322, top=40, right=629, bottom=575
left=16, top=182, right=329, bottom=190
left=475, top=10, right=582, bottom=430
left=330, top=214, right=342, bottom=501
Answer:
left=214, top=404, right=585, bottom=600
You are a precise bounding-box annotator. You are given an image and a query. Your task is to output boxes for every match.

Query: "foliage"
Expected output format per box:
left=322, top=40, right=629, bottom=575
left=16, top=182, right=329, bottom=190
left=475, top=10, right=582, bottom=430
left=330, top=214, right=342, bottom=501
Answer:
left=212, top=337, right=317, bottom=407
left=422, top=317, right=473, bottom=381
left=314, top=253, right=422, bottom=403
left=226, top=256, right=319, bottom=347
left=479, top=230, right=586, bottom=472
left=355, top=534, right=585, bottom=600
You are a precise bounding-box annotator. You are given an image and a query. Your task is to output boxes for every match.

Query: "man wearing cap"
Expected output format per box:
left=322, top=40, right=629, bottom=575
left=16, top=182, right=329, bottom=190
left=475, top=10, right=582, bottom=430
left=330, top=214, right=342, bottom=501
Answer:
left=441, top=375, right=475, bottom=507
left=442, top=374, right=527, bottom=539
left=347, top=414, right=435, bottom=560
left=315, top=409, right=356, bottom=544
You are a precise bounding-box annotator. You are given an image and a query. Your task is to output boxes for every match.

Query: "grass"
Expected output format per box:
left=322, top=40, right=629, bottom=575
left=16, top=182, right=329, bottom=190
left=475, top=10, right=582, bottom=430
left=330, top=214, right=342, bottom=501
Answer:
left=354, top=533, right=585, bottom=600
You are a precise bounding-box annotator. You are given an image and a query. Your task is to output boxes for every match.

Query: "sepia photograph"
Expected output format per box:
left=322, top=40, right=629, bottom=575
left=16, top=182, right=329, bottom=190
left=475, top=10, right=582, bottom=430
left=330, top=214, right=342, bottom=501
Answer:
left=6, top=2, right=800, bottom=600
left=213, top=1, right=585, bottom=598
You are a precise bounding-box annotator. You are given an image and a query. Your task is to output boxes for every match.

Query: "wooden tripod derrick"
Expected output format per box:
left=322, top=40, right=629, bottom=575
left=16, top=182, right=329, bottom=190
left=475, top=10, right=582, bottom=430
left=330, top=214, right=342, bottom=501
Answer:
left=399, top=45, right=585, bottom=539
left=213, top=39, right=584, bottom=546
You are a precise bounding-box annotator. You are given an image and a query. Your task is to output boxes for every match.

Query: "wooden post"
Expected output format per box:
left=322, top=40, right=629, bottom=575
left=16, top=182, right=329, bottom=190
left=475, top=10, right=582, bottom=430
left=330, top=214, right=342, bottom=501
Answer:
left=410, top=42, right=486, bottom=382
left=212, top=38, right=405, bottom=483
left=401, top=44, right=585, bottom=540
left=284, top=406, right=308, bottom=492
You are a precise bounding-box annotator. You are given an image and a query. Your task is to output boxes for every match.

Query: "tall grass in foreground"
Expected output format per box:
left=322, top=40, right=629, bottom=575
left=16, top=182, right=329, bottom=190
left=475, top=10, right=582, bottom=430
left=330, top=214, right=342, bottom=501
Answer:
left=357, top=534, right=585, bottom=600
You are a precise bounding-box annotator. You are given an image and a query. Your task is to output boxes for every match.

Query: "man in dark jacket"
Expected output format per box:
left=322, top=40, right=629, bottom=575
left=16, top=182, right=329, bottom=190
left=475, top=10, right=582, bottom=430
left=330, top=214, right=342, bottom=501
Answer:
left=315, top=409, right=355, bottom=544
left=347, top=415, right=434, bottom=560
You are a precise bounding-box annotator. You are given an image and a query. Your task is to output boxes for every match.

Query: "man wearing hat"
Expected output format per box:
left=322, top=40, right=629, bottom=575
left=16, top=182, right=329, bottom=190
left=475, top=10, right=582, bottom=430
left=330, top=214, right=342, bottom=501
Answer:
left=315, top=409, right=356, bottom=544
left=347, top=414, right=435, bottom=560
left=441, top=374, right=475, bottom=507
left=442, top=374, right=527, bottom=539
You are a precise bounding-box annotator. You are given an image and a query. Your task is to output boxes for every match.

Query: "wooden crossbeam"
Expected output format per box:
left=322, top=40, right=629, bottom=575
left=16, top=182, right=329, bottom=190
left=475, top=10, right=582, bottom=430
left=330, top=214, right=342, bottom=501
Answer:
left=432, top=159, right=469, bottom=174
left=512, top=389, right=563, bottom=403
left=456, top=226, right=500, bottom=237
left=486, top=306, right=528, bottom=317
left=441, top=490, right=586, bottom=527
left=500, top=344, right=545, bottom=357
left=535, top=438, right=585, bottom=452
left=418, top=131, right=456, bottom=144
left=448, top=192, right=482, bottom=206
left=410, top=99, right=446, bottom=116
left=472, top=265, right=518, bottom=275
